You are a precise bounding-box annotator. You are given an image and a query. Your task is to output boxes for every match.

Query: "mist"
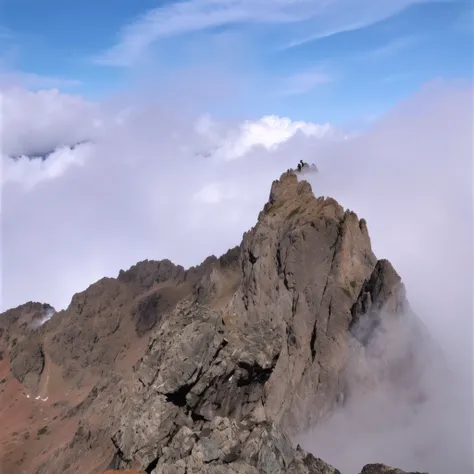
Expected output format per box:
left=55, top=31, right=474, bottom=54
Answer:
left=296, top=81, right=474, bottom=473
left=298, top=304, right=473, bottom=473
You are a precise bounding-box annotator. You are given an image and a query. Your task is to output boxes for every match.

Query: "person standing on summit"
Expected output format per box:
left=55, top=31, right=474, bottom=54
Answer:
left=297, top=159, right=307, bottom=172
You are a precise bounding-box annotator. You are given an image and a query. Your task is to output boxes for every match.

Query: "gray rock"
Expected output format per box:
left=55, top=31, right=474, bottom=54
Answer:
left=0, top=302, right=53, bottom=392
left=359, top=464, right=428, bottom=474
left=0, top=172, right=432, bottom=474
left=10, top=338, right=45, bottom=392
left=150, top=416, right=340, bottom=474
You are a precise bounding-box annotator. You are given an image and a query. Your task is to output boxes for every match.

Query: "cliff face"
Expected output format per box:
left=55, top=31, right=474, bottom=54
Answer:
left=0, top=173, right=428, bottom=474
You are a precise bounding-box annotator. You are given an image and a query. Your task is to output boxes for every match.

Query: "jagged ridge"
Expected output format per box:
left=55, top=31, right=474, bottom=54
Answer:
left=0, top=172, right=428, bottom=474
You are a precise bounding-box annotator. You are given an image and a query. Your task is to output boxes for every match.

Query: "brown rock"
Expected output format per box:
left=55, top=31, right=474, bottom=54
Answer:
left=231, top=172, right=379, bottom=432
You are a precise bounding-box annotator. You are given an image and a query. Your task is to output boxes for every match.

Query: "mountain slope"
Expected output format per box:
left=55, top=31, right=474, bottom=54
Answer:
left=0, top=172, right=428, bottom=474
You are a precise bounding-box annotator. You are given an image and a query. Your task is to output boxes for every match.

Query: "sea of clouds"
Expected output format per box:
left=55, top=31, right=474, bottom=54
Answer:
left=1, top=80, right=472, bottom=473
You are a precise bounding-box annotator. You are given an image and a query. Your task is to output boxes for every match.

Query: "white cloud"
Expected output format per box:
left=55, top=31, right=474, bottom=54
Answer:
left=193, top=182, right=235, bottom=204
left=0, top=86, right=339, bottom=312
left=195, top=114, right=338, bottom=161
left=0, top=87, right=102, bottom=157
left=1, top=80, right=472, bottom=473
left=2, top=143, right=93, bottom=190
left=95, top=0, right=437, bottom=66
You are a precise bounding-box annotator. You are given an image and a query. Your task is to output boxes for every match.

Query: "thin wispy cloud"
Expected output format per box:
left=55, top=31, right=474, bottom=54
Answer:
left=0, top=72, right=82, bottom=90
left=283, top=21, right=370, bottom=50
left=279, top=69, right=332, bottom=96
left=95, top=0, right=314, bottom=66
left=95, top=0, right=437, bottom=66
left=364, top=36, right=417, bottom=59
left=282, top=0, right=433, bottom=50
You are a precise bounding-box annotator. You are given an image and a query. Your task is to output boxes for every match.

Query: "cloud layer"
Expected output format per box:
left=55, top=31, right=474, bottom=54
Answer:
left=1, top=86, right=339, bottom=312
left=1, top=79, right=473, bottom=473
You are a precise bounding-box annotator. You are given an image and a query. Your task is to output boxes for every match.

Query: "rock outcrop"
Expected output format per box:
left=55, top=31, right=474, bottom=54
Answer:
left=0, top=172, right=431, bottom=474
left=0, top=302, right=54, bottom=393
left=360, top=466, right=427, bottom=474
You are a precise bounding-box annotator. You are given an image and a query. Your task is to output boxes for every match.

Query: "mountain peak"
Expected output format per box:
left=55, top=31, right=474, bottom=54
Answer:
left=0, top=173, right=431, bottom=474
left=258, top=171, right=346, bottom=227
left=269, top=171, right=310, bottom=204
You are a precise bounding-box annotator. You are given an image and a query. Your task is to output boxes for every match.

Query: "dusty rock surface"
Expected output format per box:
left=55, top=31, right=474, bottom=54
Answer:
left=0, top=172, right=431, bottom=474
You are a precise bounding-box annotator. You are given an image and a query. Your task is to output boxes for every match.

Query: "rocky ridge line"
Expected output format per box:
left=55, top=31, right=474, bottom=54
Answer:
left=1, top=172, right=429, bottom=474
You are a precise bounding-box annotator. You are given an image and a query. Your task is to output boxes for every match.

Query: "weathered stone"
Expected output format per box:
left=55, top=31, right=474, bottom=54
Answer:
left=359, top=464, right=428, bottom=474
left=0, top=172, right=433, bottom=474
left=10, top=338, right=45, bottom=393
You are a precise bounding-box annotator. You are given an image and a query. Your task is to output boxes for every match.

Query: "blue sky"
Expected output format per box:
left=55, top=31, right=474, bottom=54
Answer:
left=1, top=0, right=472, bottom=124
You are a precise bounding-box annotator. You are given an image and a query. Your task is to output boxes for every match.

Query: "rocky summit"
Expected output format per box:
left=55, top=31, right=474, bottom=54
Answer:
left=0, top=172, right=430, bottom=474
